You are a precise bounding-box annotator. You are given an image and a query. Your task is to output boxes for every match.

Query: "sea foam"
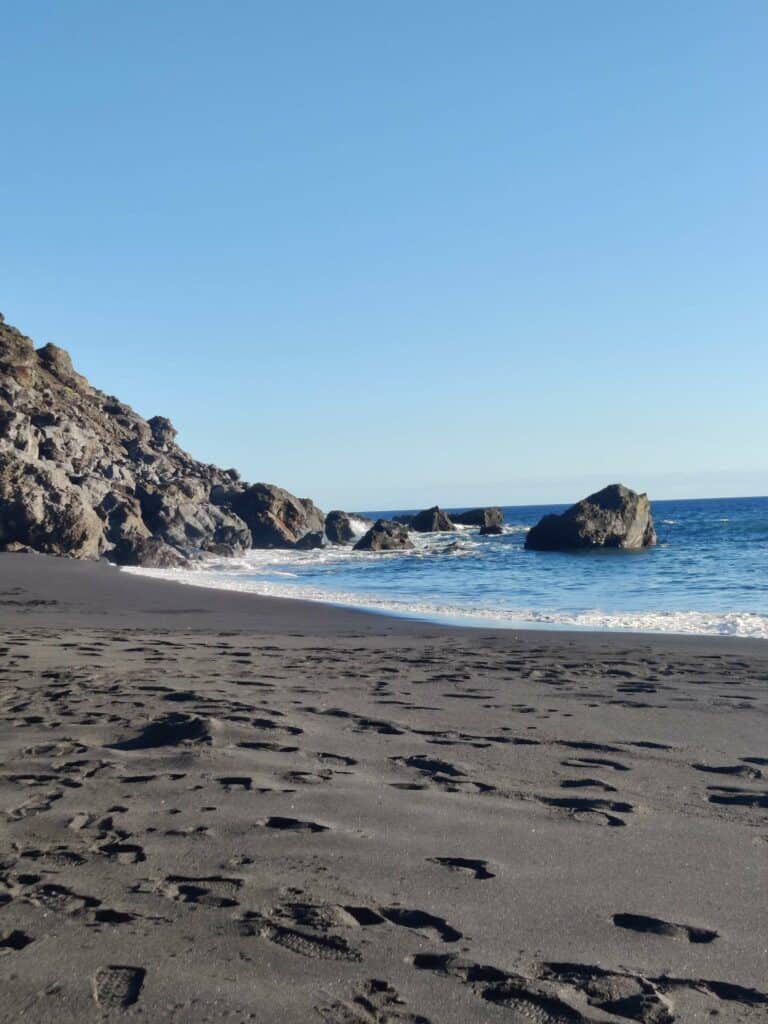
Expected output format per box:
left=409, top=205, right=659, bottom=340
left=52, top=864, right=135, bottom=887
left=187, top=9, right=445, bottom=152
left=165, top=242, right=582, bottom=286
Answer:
left=124, top=562, right=768, bottom=639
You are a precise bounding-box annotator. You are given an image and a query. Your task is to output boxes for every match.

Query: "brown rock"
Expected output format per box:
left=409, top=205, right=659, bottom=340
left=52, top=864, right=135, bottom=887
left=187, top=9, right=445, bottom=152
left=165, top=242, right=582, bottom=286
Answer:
left=354, top=519, right=414, bottom=552
left=524, top=484, right=657, bottom=551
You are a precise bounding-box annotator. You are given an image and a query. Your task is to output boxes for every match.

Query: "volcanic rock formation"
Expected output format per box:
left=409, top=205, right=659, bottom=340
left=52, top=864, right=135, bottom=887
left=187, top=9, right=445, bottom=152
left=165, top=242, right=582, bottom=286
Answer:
left=524, top=484, right=656, bottom=551
left=451, top=507, right=504, bottom=530
left=324, top=510, right=373, bottom=545
left=0, top=314, right=324, bottom=564
left=409, top=506, right=456, bottom=533
left=354, top=519, right=415, bottom=552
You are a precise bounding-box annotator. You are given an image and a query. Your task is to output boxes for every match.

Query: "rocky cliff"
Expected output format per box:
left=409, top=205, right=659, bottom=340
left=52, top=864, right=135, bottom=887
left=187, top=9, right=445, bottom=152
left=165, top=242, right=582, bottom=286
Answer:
left=0, top=314, right=323, bottom=564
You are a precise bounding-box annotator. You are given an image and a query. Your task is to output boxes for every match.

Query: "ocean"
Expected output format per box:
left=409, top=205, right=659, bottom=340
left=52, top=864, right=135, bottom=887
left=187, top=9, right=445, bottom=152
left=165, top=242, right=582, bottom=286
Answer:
left=127, top=495, right=768, bottom=638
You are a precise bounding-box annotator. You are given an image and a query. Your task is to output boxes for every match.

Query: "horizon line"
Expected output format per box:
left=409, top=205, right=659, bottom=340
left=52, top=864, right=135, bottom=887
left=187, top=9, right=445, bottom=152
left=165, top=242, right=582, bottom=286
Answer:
left=354, top=493, right=768, bottom=515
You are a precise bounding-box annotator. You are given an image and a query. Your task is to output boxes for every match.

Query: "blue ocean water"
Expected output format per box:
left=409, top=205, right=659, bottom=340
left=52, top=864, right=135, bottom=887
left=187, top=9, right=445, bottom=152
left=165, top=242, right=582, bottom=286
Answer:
left=129, top=496, right=768, bottom=638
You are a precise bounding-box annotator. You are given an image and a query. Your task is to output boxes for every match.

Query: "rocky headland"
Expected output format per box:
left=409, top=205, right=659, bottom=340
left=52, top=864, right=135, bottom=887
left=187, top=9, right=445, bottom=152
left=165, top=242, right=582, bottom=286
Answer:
left=0, top=315, right=327, bottom=566
left=0, top=315, right=510, bottom=564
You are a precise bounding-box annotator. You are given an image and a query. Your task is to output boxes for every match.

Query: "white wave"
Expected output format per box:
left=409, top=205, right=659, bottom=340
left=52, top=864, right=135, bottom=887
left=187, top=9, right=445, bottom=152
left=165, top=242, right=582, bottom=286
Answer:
left=449, top=522, right=527, bottom=535
left=661, top=519, right=678, bottom=525
left=122, top=565, right=768, bottom=639
left=189, top=537, right=470, bottom=581
left=348, top=516, right=371, bottom=538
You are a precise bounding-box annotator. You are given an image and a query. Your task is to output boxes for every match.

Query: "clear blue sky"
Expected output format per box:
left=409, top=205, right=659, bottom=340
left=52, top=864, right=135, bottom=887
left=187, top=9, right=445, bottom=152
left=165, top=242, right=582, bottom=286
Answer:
left=2, top=2, right=765, bottom=510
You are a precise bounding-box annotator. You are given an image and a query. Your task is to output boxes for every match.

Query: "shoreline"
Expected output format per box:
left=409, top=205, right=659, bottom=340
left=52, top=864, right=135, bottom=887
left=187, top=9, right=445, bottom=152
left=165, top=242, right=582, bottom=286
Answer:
left=1, top=552, right=767, bottom=652
left=126, top=558, right=768, bottom=640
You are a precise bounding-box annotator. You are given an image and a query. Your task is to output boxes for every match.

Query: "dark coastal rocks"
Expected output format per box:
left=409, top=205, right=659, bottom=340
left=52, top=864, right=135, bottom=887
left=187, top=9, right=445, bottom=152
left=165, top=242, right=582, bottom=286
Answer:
left=137, top=480, right=252, bottom=551
left=0, top=460, right=106, bottom=559
left=324, top=510, right=372, bottom=545
left=97, top=492, right=153, bottom=559
left=147, top=416, right=178, bottom=449
left=354, top=519, right=415, bottom=552
left=480, top=523, right=503, bottom=536
left=325, top=510, right=355, bottom=544
left=393, top=514, right=414, bottom=527
left=223, top=483, right=325, bottom=549
left=525, top=484, right=657, bottom=551
left=396, top=506, right=504, bottom=534
left=451, top=507, right=504, bottom=530
left=204, top=542, right=238, bottom=558
left=113, top=537, right=190, bottom=569
left=0, top=313, right=324, bottom=563
left=410, top=506, right=456, bottom=533
left=36, top=343, right=86, bottom=387
left=0, top=316, right=37, bottom=388
left=294, top=530, right=325, bottom=550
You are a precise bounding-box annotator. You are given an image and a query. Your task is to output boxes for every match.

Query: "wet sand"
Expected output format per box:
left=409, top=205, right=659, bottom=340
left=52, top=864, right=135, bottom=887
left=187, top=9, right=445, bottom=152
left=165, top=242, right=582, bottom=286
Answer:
left=1, top=553, right=766, bottom=1023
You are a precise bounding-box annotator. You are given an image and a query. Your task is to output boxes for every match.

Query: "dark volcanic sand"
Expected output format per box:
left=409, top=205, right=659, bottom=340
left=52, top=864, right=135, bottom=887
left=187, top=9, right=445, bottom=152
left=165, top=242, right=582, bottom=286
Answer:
left=0, top=553, right=766, bottom=1023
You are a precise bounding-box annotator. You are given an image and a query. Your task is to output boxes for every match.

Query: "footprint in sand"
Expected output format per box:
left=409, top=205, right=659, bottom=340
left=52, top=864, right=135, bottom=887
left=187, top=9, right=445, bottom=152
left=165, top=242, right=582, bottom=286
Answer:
left=0, top=930, right=34, bottom=953
left=259, top=816, right=330, bottom=833
left=613, top=912, right=718, bottom=943
left=693, top=762, right=762, bottom=780
left=106, top=713, right=211, bottom=750
left=317, top=979, right=432, bottom=1024
left=92, top=965, right=146, bottom=1009
left=428, top=857, right=495, bottom=880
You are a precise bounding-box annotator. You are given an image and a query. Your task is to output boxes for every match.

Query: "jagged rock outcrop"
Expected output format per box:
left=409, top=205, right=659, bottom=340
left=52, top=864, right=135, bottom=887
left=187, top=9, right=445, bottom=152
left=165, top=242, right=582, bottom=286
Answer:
left=214, top=483, right=325, bottom=549
left=393, top=514, right=414, bottom=527
left=0, top=458, right=105, bottom=559
left=147, top=416, right=177, bottom=449
left=116, top=537, right=190, bottom=568
left=524, top=484, right=657, bottom=551
left=354, top=519, right=414, bottom=553
left=294, top=530, right=325, bottom=550
left=324, top=509, right=374, bottom=545
left=451, top=507, right=504, bottom=531
left=480, top=523, right=503, bottom=536
left=409, top=506, right=455, bottom=533
left=0, top=314, right=324, bottom=563
left=325, top=510, right=355, bottom=544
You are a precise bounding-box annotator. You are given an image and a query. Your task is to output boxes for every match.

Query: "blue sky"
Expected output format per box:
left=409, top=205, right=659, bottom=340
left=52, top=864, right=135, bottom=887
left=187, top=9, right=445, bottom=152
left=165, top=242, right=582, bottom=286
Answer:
left=2, top=2, right=765, bottom=510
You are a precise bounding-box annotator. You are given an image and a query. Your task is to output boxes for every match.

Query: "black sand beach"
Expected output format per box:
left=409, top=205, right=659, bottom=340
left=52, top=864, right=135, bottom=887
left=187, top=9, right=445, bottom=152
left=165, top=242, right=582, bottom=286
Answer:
left=1, top=553, right=766, bottom=1022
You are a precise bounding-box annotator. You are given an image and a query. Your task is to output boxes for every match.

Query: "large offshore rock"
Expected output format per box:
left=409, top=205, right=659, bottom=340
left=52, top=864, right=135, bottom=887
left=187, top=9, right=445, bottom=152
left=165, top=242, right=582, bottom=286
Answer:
left=324, top=509, right=372, bottom=544
left=524, top=484, right=657, bottom=551
left=0, top=313, right=323, bottom=563
left=354, top=519, right=414, bottom=552
left=409, top=506, right=455, bottom=533
left=451, top=506, right=504, bottom=530
left=325, top=509, right=355, bottom=544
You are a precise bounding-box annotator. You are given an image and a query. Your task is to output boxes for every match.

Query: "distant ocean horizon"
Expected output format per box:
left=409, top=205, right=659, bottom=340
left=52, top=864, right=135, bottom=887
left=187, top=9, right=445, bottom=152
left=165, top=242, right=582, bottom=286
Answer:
left=128, top=495, right=768, bottom=639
